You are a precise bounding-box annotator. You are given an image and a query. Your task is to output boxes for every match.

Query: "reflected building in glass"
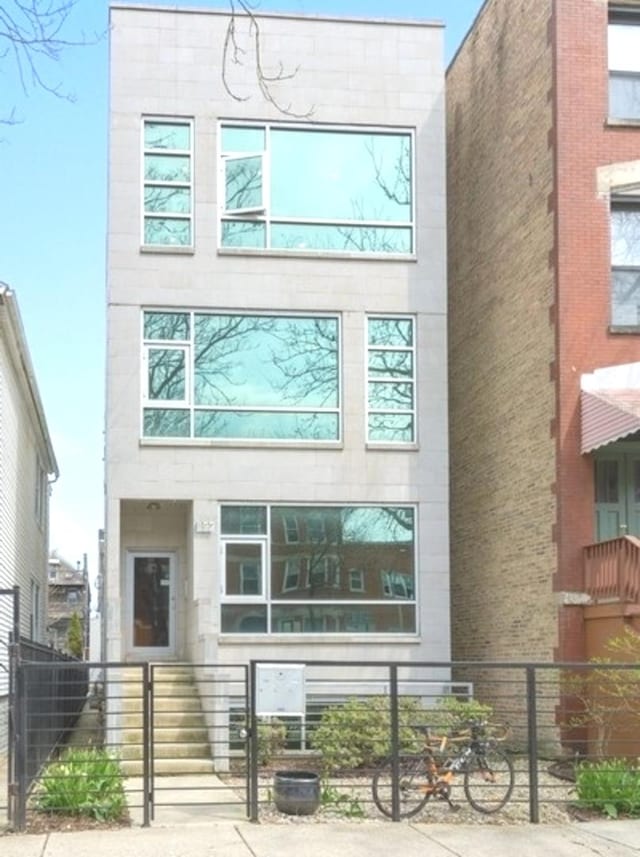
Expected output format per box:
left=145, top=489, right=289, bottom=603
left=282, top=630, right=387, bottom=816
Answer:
left=105, top=6, right=448, bottom=679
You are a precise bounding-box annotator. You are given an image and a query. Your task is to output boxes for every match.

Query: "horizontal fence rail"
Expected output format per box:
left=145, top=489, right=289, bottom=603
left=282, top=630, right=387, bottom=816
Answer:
left=5, top=657, right=640, bottom=830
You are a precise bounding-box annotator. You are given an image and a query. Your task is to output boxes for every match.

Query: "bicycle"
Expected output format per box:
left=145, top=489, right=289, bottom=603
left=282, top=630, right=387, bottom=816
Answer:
left=371, top=719, right=515, bottom=818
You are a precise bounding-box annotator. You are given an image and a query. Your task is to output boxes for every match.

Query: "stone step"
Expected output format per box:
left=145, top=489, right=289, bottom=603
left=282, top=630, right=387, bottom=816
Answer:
left=121, top=757, right=216, bottom=776
left=123, top=727, right=209, bottom=745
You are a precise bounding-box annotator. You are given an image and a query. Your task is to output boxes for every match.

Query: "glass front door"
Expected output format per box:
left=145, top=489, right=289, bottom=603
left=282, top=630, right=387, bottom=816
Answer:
left=128, top=552, right=175, bottom=654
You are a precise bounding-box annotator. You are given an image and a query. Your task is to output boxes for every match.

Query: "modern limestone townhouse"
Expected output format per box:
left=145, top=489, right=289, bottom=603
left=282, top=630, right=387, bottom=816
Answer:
left=105, top=3, right=449, bottom=734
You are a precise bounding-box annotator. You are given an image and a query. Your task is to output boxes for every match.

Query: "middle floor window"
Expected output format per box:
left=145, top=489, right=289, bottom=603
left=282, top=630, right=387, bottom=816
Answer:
left=142, top=310, right=340, bottom=441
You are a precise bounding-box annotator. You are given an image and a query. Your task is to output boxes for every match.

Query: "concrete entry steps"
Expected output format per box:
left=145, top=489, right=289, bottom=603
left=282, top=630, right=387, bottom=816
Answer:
left=115, top=664, right=217, bottom=776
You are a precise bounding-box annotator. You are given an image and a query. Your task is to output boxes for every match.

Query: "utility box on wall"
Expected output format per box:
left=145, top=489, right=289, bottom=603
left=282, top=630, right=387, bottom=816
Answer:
left=255, top=664, right=306, bottom=716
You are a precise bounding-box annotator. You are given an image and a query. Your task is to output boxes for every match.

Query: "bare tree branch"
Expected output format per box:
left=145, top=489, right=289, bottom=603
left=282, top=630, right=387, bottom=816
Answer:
left=0, top=0, right=99, bottom=124
left=222, top=0, right=314, bottom=119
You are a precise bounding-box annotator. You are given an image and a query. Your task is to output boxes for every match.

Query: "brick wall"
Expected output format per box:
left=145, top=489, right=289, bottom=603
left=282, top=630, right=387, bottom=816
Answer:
left=447, top=0, right=558, bottom=661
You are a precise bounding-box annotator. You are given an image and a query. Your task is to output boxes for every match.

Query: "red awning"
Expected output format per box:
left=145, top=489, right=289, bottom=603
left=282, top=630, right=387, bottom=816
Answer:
left=581, top=389, right=640, bottom=453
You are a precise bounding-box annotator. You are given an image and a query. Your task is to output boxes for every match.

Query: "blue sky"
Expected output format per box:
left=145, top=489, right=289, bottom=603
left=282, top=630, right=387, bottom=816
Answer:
left=0, top=0, right=483, bottom=585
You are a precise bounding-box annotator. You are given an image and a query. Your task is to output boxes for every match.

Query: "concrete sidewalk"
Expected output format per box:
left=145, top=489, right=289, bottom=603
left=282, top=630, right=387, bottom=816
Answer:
left=2, top=818, right=640, bottom=857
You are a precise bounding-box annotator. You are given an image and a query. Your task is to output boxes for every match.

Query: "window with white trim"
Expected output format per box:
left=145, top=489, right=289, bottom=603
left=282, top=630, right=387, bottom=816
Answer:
left=142, top=310, right=340, bottom=441
left=611, top=199, right=640, bottom=325
left=143, top=119, right=193, bottom=247
left=220, top=504, right=416, bottom=635
left=367, top=316, right=416, bottom=443
left=30, top=580, right=41, bottom=641
left=34, top=457, right=47, bottom=528
left=219, top=122, right=414, bottom=255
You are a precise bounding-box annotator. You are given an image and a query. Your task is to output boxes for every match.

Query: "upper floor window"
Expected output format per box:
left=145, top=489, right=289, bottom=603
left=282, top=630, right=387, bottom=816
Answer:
left=611, top=200, right=640, bottom=325
left=143, top=119, right=193, bottom=247
left=142, top=310, right=340, bottom=441
left=219, top=122, right=414, bottom=255
left=608, top=12, right=640, bottom=120
left=367, top=316, right=416, bottom=443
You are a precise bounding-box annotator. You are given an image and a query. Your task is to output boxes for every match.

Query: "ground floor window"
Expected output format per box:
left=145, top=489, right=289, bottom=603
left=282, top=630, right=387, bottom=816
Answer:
left=220, top=504, right=416, bottom=634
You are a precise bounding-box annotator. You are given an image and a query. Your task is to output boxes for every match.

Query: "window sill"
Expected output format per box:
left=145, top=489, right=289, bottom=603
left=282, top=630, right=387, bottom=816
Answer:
left=140, top=437, right=344, bottom=450
left=218, top=633, right=420, bottom=644
left=366, top=442, right=419, bottom=452
left=609, top=324, right=640, bottom=334
left=217, top=247, right=417, bottom=263
left=140, top=245, right=195, bottom=255
left=606, top=117, right=640, bottom=129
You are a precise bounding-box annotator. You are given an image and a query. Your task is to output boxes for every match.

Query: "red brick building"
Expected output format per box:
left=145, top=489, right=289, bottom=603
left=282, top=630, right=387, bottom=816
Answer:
left=447, top=0, right=640, bottom=664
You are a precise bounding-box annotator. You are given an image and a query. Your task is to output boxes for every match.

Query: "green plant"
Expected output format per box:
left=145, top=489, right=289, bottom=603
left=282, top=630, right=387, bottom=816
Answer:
left=320, top=779, right=365, bottom=818
left=427, top=696, right=495, bottom=734
left=257, top=718, right=287, bottom=766
left=564, top=627, right=640, bottom=758
left=36, top=747, right=127, bottom=821
left=66, top=611, right=84, bottom=659
left=312, top=695, right=495, bottom=775
left=575, top=758, right=640, bottom=818
left=311, top=696, right=429, bottom=773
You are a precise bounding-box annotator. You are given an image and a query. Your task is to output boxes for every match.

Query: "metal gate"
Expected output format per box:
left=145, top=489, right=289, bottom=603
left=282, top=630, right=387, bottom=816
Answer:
left=6, top=657, right=251, bottom=830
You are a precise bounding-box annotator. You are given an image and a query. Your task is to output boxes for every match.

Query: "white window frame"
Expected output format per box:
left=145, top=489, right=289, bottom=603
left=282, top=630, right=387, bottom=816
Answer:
left=141, top=309, right=341, bottom=443
left=366, top=314, right=416, bottom=445
left=34, top=458, right=47, bottom=528
left=142, top=343, right=191, bottom=406
left=348, top=568, right=365, bottom=592
left=30, top=579, right=41, bottom=641
left=283, top=514, right=300, bottom=543
left=142, top=117, right=194, bottom=249
left=220, top=503, right=417, bottom=636
left=306, top=556, right=340, bottom=589
left=282, top=558, right=302, bottom=593
left=222, top=540, right=267, bottom=602
left=381, top=570, right=414, bottom=600
left=610, top=198, right=640, bottom=327
left=218, top=120, right=415, bottom=256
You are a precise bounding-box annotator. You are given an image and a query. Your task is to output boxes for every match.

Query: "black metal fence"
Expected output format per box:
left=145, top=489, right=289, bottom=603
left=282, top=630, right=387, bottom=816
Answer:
left=4, top=656, right=640, bottom=831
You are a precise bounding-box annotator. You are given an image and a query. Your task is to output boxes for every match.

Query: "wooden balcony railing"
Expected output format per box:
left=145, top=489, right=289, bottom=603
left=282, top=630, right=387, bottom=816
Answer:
left=584, top=535, right=640, bottom=603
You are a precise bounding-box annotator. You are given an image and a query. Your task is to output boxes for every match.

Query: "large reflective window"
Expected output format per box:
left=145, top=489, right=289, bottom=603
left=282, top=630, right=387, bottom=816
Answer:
left=611, top=206, right=640, bottom=326
left=609, top=22, right=640, bottom=119
left=367, top=316, right=415, bottom=443
left=143, top=118, right=192, bottom=247
left=142, top=311, right=340, bottom=441
left=220, top=123, right=413, bottom=255
left=221, top=504, right=416, bottom=634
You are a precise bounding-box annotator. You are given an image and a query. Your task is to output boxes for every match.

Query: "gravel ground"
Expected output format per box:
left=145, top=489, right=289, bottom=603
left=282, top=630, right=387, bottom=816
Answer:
left=230, top=758, right=578, bottom=826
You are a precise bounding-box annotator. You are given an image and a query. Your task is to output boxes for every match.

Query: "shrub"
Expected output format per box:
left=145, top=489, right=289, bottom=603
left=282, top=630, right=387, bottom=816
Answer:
left=575, top=758, right=640, bottom=818
left=36, top=747, right=127, bottom=821
left=66, top=611, right=84, bottom=659
left=564, top=627, right=640, bottom=758
left=257, top=718, right=287, bottom=766
left=427, top=696, right=495, bottom=734
left=312, top=696, right=433, bottom=773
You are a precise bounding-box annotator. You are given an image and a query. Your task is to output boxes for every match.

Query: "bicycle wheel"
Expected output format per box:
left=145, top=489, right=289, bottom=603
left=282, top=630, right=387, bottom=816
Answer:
left=372, top=755, right=432, bottom=818
left=463, top=747, right=514, bottom=813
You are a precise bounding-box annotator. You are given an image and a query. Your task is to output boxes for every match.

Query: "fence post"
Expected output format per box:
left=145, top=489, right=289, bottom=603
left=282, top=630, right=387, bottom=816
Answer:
left=249, top=660, right=259, bottom=822
left=389, top=664, right=400, bottom=822
left=525, top=665, right=540, bottom=823
left=14, top=662, right=27, bottom=831
left=142, top=662, right=151, bottom=827
left=6, top=586, right=20, bottom=826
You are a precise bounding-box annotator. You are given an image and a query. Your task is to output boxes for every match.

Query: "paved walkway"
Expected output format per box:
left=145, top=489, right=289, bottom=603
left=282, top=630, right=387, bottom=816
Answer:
left=2, top=818, right=640, bottom=857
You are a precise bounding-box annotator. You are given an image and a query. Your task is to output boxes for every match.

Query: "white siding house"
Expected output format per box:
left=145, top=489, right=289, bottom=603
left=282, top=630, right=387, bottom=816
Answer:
left=106, top=6, right=449, bottom=674
left=0, top=284, right=58, bottom=744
